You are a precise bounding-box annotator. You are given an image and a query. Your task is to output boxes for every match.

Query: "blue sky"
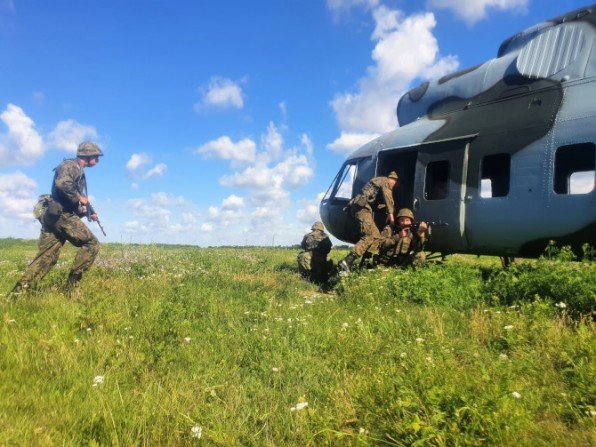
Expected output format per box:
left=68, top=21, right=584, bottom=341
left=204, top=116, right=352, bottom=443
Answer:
left=0, top=0, right=589, bottom=245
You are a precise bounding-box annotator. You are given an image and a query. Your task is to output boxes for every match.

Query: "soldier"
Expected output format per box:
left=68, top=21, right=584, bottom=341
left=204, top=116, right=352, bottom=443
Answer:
left=10, top=142, right=104, bottom=296
left=339, top=171, right=399, bottom=272
left=376, top=208, right=428, bottom=268
left=297, top=221, right=334, bottom=283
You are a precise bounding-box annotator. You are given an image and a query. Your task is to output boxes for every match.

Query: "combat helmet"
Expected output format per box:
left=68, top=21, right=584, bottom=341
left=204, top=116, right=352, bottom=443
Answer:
left=76, top=141, right=104, bottom=158
left=311, top=221, right=325, bottom=231
left=397, top=208, right=414, bottom=220
left=387, top=171, right=399, bottom=180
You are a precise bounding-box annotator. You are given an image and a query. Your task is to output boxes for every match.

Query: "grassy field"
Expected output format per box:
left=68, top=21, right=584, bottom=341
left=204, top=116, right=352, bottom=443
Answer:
left=0, top=239, right=594, bottom=446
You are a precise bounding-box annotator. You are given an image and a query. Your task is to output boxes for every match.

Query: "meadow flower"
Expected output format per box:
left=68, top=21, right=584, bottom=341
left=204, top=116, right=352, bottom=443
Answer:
left=341, top=322, right=349, bottom=330
left=305, top=300, right=313, bottom=304
left=503, top=325, right=514, bottom=330
left=74, top=338, right=80, bottom=344
left=184, top=337, right=191, bottom=343
left=499, top=353, right=508, bottom=360
left=359, top=427, right=367, bottom=434
left=290, top=401, right=308, bottom=411
left=92, top=375, right=104, bottom=387
left=190, top=425, right=203, bottom=439
left=555, top=302, right=567, bottom=309
left=415, top=337, right=424, bottom=343
left=356, top=318, right=363, bottom=325
left=511, top=391, right=521, bottom=399
left=400, top=352, right=407, bottom=358
left=272, top=367, right=280, bottom=372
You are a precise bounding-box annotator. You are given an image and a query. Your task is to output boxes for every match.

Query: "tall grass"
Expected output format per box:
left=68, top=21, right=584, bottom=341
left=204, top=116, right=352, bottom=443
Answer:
left=0, top=241, right=594, bottom=446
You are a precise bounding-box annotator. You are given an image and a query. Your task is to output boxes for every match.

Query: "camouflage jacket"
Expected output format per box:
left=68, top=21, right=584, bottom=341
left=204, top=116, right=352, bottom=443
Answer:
left=379, top=227, right=426, bottom=257
left=350, top=176, right=395, bottom=215
left=51, top=159, right=87, bottom=213
left=300, top=230, right=332, bottom=258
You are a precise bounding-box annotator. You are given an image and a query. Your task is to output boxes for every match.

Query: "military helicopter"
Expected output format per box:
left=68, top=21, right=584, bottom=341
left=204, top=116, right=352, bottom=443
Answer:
left=320, top=4, right=596, bottom=259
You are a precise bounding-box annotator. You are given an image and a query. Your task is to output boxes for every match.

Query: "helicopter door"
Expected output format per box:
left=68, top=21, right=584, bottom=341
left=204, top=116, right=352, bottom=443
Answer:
left=413, top=137, right=473, bottom=253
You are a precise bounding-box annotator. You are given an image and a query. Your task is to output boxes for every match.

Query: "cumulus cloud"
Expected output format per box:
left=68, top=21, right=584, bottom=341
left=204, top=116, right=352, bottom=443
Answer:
left=202, top=194, right=246, bottom=230
left=0, top=171, right=37, bottom=221
left=195, top=76, right=245, bottom=111
left=261, top=121, right=284, bottom=161
left=126, top=153, right=151, bottom=172
left=144, top=163, right=167, bottom=179
left=48, top=119, right=98, bottom=153
left=296, top=192, right=325, bottom=224
left=327, top=0, right=379, bottom=19
left=427, top=0, right=528, bottom=25
left=124, top=192, right=197, bottom=236
left=0, top=104, right=44, bottom=166
left=195, top=136, right=257, bottom=165
left=328, top=6, right=459, bottom=155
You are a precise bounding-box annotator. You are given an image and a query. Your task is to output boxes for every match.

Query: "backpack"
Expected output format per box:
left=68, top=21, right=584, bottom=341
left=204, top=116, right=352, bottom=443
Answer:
left=33, top=194, right=52, bottom=222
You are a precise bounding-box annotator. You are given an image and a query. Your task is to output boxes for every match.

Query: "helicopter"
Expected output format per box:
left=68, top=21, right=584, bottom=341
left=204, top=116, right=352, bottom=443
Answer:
left=320, top=4, right=596, bottom=259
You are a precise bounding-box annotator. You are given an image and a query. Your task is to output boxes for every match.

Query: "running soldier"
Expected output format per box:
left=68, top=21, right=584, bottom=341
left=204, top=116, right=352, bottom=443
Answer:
left=297, top=221, right=333, bottom=283
left=339, top=171, right=399, bottom=272
left=10, top=142, right=104, bottom=296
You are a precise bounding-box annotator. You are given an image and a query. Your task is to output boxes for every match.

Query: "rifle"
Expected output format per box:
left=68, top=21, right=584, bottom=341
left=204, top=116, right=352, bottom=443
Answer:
left=394, top=220, right=449, bottom=240
left=77, top=173, right=107, bottom=237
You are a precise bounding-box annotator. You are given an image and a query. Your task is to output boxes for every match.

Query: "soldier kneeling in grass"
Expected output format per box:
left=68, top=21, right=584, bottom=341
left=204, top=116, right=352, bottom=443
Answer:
left=375, top=208, right=428, bottom=269
left=297, top=221, right=334, bottom=284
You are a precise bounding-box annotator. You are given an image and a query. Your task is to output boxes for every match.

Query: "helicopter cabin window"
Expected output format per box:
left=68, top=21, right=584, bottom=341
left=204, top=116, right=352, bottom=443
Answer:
left=554, top=143, right=595, bottom=195
left=332, top=162, right=358, bottom=200
left=424, top=160, right=449, bottom=200
left=480, top=153, right=511, bottom=198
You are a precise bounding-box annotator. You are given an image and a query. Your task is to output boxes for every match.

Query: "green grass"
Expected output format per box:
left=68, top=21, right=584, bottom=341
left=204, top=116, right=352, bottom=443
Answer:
left=0, top=241, right=594, bottom=446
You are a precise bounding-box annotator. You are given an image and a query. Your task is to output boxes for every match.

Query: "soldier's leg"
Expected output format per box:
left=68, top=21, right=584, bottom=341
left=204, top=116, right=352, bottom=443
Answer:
left=353, top=210, right=381, bottom=257
left=12, top=231, right=64, bottom=293
left=55, top=214, right=100, bottom=284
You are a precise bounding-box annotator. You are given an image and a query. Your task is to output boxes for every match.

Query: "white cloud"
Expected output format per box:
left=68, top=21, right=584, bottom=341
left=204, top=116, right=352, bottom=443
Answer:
left=296, top=192, right=325, bottom=224
left=195, top=76, right=245, bottom=110
left=0, top=171, right=37, bottom=221
left=124, top=193, right=198, bottom=236
left=144, top=163, right=167, bottom=179
left=427, top=0, right=528, bottom=25
left=328, top=6, right=459, bottom=154
left=327, top=0, right=379, bottom=18
left=221, top=194, right=245, bottom=210
left=301, top=133, right=314, bottom=156
left=0, top=104, right=44, bottom=166
left=201, top=222, right=214, bottom=232
left=328, top=131, right=379, bottom=154
left=195, top=136, right=256, bottom=164
left=126, top=153, right=151, bottom=172
left=261, top=121, right=284, bottom=161
left=48, top=119, right=98, bottom=153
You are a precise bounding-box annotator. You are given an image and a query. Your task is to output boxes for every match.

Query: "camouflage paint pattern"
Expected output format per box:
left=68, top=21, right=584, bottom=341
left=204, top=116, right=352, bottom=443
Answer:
left=298, top=229, right=333, bottom=283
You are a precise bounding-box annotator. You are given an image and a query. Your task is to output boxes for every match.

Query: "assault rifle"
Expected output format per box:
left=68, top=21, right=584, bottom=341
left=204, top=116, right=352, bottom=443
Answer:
left=85, top=202, right=107, bottom=236
left=393, top=220, right=449, bottom=239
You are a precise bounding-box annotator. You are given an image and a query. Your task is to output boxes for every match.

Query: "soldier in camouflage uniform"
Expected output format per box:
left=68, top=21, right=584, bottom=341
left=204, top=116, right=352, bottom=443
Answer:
left=339, top=171, right=399, bottom=272
left=376, top=208, right=428, bottom=268
left=10, top=142, right=104, bottom=296
left=297, top=221, right=333, bottom=283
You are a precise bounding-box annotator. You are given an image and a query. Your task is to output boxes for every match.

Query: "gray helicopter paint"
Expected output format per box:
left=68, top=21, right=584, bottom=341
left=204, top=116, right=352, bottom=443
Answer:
left=321, top=4, right=596, bottom=257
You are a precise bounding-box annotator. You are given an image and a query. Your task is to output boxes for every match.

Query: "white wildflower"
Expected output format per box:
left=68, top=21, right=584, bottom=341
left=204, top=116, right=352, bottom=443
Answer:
left=86, top=327, right=92, bottom=332
left=190, top=425, right=202, bottom=439
left=184, top=337, right=191, bottom=343
left=588, top=410, right=596, bottom=417
left=499, top=353, right=508, bottom=360
left=511, top=391, right=521, bottom=399
left=359, top=427, right=367, bottom=434
left=415, top=337, right=424, bottom=343
left=290, top=401, right=308, bottom=411
left=356, top=318, right=363, bottom=325
left=400, top=352, right=407, bottom=359
left=555, top=302, right=567, bottom=309
left=305, top=300, right=312, bottom=304
left=74, top=338, right=81, bottom=344
left=503, top=325, right=514, bottom=330
left=92, top=375, right=104, bottom=387
left=341, top=322, right=349, bottom=330
left=272, top=367, right=280, bottom=372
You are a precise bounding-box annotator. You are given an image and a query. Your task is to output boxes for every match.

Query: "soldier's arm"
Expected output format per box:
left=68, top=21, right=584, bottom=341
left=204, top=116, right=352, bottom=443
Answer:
left=54, top=163, right=82, bottom=207
left=381, top=181, right=395, bottom=216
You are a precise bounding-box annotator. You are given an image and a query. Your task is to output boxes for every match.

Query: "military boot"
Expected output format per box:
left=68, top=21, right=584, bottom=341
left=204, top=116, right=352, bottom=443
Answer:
left=339, top=253, right=358, bottom=273
left=7, top=281, right=29, bottom=299
left=65, top=272, right=83, bottom=296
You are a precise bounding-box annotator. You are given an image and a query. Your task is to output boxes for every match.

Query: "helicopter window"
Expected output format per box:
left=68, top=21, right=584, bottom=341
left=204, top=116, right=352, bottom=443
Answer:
left=424, top=160, right=449, bottom=200
left=554, top=143, right=595, bottom=195
left=332, top=162, right=357, bottom=200
left=480, top=153, right=511, bottom=198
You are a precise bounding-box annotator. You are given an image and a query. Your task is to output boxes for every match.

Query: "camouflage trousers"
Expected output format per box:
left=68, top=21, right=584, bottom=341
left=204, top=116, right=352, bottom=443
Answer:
left=298, top=252, right=333, bottom=283
left=18, top=212, right=100, bottom=287
left=351, top=207, right=382, bottom=257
